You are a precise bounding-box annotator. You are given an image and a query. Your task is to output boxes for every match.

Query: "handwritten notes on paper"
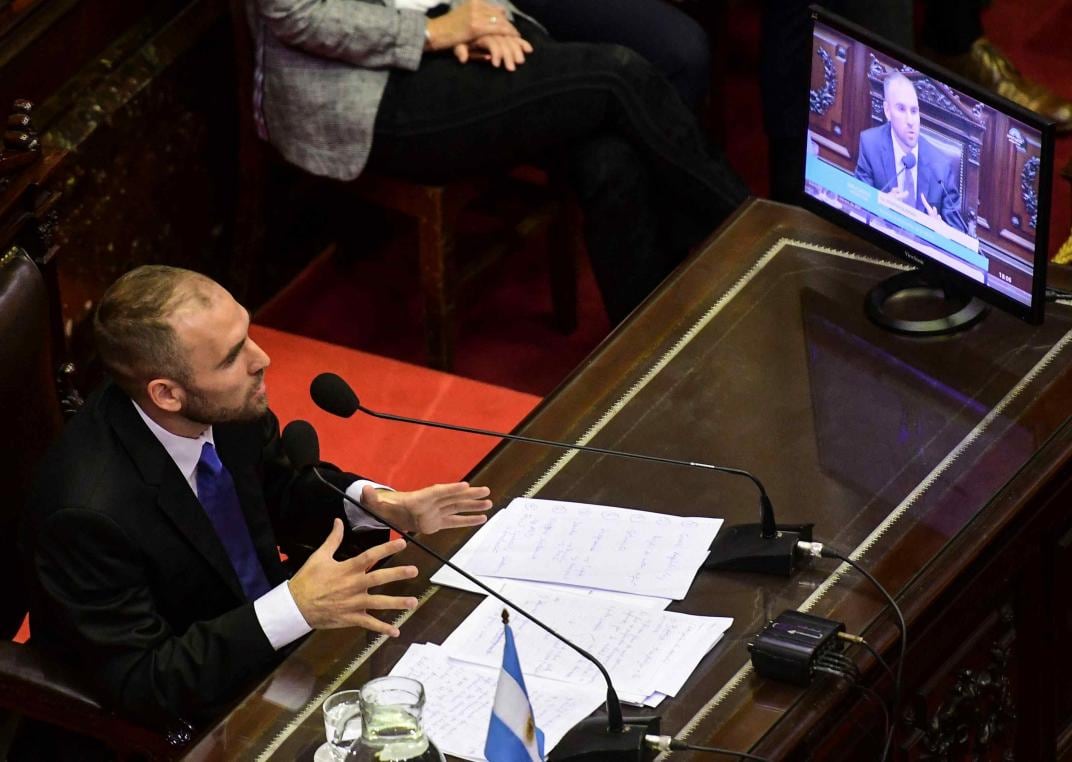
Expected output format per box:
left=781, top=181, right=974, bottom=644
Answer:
left=441, top=582, right=732, bottom=706
left=455, top=498, right=722, bottom=600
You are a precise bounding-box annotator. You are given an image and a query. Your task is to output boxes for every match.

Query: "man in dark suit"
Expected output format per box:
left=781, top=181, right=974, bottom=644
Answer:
left=854, top=72, right=968, bottom=234
left=19, top=266, right=492, bottom=741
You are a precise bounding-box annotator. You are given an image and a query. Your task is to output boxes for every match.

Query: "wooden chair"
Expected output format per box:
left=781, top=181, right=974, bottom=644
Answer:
left=229, top=1, right=580, bottom=371
left=0, top=249, right=189, bottom=759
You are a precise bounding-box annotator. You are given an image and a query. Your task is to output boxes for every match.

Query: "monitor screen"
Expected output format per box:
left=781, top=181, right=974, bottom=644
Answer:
left=801, top=7, right=1055, bottom=324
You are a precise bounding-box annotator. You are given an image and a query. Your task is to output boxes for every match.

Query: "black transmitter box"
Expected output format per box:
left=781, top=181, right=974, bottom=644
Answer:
left=748, top=610, right=845, bottom=686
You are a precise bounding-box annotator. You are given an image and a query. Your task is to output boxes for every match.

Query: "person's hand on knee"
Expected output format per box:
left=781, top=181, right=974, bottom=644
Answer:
left=455, top=34, right=533, bottom=70
left=426, top=0, right=519, bottom=51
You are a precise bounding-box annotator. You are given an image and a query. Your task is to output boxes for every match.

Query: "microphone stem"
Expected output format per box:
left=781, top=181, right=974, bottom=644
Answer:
left=360, top=406, right=769, bottom=501
left=309, top=466, right=626, bottom=733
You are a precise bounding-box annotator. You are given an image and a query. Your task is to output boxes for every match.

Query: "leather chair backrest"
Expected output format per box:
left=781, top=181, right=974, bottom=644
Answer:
left=0, top=249, right=63, bottom=639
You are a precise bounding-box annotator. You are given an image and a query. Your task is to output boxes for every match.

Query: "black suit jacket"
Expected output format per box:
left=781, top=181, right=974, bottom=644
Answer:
left=20, top=382, right=379, bottom=728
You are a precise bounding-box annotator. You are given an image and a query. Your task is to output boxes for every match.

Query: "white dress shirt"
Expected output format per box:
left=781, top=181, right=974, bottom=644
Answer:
left=133, top=401, right=389, bottom=650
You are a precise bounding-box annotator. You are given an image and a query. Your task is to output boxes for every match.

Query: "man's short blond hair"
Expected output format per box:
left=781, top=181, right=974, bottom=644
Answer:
left=93, top=265, right=216, bottom=398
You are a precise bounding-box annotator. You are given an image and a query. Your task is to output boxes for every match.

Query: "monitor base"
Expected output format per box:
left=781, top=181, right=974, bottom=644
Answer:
left=865, top=270, right=988, bottom=336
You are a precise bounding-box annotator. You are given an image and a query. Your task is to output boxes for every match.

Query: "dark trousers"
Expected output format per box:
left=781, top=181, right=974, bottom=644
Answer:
left=366, top=19, right=747, bottom=323
left=509, top=0, right=711, bottom=112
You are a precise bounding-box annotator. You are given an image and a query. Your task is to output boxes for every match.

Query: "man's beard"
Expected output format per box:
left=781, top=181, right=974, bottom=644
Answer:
left=183, top=374, right=267, bottom=425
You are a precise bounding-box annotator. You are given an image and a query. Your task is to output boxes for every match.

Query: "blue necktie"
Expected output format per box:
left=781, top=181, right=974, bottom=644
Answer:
left=196, top=442, right=272, bottom=600
left=902, top=164, right=916, bottom=210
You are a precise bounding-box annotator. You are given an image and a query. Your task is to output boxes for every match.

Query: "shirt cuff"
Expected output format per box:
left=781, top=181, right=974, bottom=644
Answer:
left=344, top=479, right=392, bottom=530
left=254, top=580, right=312, bottom=651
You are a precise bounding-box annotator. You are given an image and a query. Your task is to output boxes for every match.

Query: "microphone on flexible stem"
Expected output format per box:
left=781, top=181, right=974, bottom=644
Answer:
left=880, top=153, right=916, bottom=193
left=309, top=372, right=812, bottom=577
left=923, top=168, right=969, bottom=233
left=280, top=419, right=660, bottom=762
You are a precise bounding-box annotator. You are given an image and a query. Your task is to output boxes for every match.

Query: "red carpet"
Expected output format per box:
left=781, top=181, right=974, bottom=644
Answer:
left=250, top=326, right=540, bottom=489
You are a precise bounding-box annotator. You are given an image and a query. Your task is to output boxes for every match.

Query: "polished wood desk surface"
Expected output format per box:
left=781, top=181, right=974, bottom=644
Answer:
left=182, top=198, right=1072, bottom=760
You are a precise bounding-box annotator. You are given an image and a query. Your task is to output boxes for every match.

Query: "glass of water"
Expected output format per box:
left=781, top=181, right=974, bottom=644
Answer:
left=322, top=689, right=363, bottom=762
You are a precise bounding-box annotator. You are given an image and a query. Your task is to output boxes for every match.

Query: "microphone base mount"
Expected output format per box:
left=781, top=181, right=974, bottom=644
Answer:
left=705, top=522, right=814, bottom=577
left=548, top=715, right=661, bottom=762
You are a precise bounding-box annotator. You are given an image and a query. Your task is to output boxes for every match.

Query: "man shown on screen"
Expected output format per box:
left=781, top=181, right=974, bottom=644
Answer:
left=854, top=72, right=968, bottom=234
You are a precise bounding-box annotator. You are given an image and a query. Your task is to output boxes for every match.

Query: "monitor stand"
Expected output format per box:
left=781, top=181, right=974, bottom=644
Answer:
left=865, top=269, right=988, bottom=336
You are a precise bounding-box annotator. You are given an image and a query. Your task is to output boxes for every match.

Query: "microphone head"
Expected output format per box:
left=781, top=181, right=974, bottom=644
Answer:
left=902, top=153, right=916, bottom=169
left=281, top=420, right=320, bottom=470
left=311, top=372, right=360, bottom=418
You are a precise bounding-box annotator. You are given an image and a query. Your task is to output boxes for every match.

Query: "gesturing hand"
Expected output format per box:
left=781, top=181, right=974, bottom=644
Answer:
left=454, top=34, right=534, bottom=71
left=361, top=482, right=492, bottom=535
left=426, top=0, right=519, bottom=52
left=920, top=194, right=940, bottom=220
left=289, top=520, right=418, bottom=636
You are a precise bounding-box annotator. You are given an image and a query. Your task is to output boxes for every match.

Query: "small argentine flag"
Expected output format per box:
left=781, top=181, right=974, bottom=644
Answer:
left=485, top=610, right=546, bottom=762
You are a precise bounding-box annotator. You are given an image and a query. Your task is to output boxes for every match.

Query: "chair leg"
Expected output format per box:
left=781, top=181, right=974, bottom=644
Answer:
left=417, top=198, right=455, bottom=371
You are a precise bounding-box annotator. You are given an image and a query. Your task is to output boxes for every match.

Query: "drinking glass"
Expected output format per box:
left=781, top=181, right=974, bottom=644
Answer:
left=322, top=689, right=363, bottom=762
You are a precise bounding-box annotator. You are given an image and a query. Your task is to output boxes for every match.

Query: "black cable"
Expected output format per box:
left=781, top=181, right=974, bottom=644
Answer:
left=820, top=547, right=907, bottom=762
left=1046, top=287, right=1072, bottom=302
left=856, top=683, right=892, bottom=742
left=855, top=637, right=896, bottom=685
left=815, top=654, right=858, bottom=683
left=666, top=740, right=772, bottom=761
left=824, top=651, right=861, bottom=679
left=815, top=661, right=891, bottom=751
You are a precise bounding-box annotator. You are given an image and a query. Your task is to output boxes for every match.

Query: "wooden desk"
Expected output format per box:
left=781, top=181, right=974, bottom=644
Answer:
left=182, top=198, right=1072, bottom=761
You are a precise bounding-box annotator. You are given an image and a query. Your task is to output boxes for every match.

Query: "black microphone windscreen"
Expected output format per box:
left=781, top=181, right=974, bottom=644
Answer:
left=281, top=420, right=320, bottom=470
left=902, top=153, right=916, bottom=169
left=310, top=372, right=360, bottom=418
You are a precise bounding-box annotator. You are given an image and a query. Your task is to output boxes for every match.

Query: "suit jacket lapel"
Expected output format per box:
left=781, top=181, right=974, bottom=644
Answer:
left=879, top=123, right=897, bottom=191
left=104, top=386, right=247, bottom=601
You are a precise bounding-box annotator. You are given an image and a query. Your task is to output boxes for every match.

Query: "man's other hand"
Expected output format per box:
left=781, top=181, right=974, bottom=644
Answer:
left=362, top=482, right=492, bottom=534
left=289, top=521, right=418, bottom=636
left=920, top=194, right=941, bottom=220
left=886, top=187, right=911, bottom=204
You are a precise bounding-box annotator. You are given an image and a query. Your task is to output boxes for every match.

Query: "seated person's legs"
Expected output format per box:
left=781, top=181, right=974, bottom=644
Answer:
left=366, top=20, right=748, bottom=322
left=510, top=0, right=711, bottom=112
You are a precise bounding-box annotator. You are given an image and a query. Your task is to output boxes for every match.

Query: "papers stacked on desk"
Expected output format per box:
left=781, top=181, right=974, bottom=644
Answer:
left=442, top=581, right=732, bottom=707
left=432, top=497, right=724, bottom=603
left=389, top=499, right=732, bottom=760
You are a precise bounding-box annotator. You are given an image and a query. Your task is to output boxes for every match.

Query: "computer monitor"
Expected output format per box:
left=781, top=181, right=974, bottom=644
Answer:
left=799, top=6, right=1056, bottom=334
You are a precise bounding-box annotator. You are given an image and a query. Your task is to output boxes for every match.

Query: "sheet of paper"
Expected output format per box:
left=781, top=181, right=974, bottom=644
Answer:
left=431, top=509, right=673, bottom=609
left=440, top=582, right=732, bottom=700
left=389, top=644, right=605, bottom=762
left=432, top=567, right=672, bottom=610
left=462, top=498, right=722, bottom=599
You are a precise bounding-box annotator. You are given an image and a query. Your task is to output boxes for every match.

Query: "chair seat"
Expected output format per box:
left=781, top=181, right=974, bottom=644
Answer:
left=349, top=168, right=579, bottom=370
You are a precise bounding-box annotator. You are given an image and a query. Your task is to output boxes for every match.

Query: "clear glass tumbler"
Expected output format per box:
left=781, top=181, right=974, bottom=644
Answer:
left=322, top=689, right=364, bottom=762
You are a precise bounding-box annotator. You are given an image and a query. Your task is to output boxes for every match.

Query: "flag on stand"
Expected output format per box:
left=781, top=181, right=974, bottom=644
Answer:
left=484, top=610, right=545, bottom=762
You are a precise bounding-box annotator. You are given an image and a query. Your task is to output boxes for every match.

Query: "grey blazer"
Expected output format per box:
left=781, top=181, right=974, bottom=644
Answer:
left=252, top=0, right=521, bottom=181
